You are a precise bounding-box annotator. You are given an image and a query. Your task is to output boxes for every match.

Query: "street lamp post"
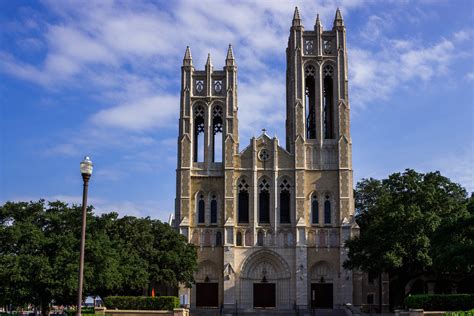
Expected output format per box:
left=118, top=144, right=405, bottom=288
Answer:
left=77, top=156, right=93, bottom=316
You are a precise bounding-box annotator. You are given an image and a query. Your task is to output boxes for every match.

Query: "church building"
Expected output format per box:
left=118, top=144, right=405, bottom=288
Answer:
left=174, top=7, right=384, bottom=314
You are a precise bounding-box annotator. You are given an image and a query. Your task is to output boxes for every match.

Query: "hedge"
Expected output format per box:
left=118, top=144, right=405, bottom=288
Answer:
left=103, top=296, right=180, bottom=311
left=444, top=310, right=474, bottom=316
left=405, top=294, right=474, bottom=311
left=65, top=307, right=95, bottom=316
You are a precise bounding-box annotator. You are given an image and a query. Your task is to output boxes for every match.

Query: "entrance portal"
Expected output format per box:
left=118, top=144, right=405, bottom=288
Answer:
left=311, top=283, right=333, bottom=308
left=196, top=283, right=218, bottom=307
left=253, top=283, right=276, bottom=308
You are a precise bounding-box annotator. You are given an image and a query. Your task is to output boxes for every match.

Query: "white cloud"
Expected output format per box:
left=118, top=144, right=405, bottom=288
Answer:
left=90, top=95, right=178, bottom=131
left=360, top=15, right=390, bottom=42
left=238, top=73, right=286, bottom=140
left=349, top=31, right=468, bottom=108
left=0, top=52, right=54, bottom=86
left=46, top=143, right=79, bottom=156
left=3, top=0, right=471, bottom=168
left=453, top=29, right=473, bottom=42
left=426, top=148, right=474, bottom=193
left=2, top=0, right=367, bottom=139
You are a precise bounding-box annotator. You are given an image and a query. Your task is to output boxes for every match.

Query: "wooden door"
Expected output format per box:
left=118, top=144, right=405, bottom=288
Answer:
left=196, top=283, right=218, bottom=307
left=311, top=283, right=333, bottom=308
left=253, top=283, right=276, bottom=308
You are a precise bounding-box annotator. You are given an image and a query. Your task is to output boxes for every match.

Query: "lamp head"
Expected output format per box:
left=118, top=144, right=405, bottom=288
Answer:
left=80, top=156, right=93, bottom=176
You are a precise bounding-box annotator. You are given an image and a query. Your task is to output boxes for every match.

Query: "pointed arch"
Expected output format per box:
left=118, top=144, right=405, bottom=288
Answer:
left=239, top=249, right=291, bottom=308
left=322, top=62, right=335, bottom=139
left=196, top=192, right=205, bottom=224
left=305, top=64, right=317, bottom=140
left=237, top=177, right=250, bottom=223
left=311, top=192, right=319, bottom=224
left=211, top=104, right=223, bottom=162
left=236, top=231, right=243, bottom=246
left=196, top=260, right=219, bottom=281
left=204, top=230, right=211, bottom=246
left=193, top=104, right=205, bottom=162
left=240, top=249, right=291, bottom=279
left=245, top=229, right=253, bottom=246
left=191, top=229, right=200, bottom=245
left=210, top=193, right=218, bottom=224
left=310, top=260, right=335, bottom=282
left=324, top=193, right=332, bottom=224
left=257, top=230, right=264, bottom=246
left=278, top=177, right=291, bottom=224
left=258, top=176, right=271, bottom=224
left=215, top=231, right=222, bottom=246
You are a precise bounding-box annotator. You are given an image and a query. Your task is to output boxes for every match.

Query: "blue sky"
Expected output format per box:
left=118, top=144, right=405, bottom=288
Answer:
left=1, top=0, right=473, bottom=220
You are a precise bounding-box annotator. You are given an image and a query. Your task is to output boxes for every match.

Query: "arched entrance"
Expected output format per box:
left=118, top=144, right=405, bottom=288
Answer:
left=239, top=249, right=291, bottom=309
left=194, top=260, right=219, bottom=308
left=309, top=261, right=335, bottom=309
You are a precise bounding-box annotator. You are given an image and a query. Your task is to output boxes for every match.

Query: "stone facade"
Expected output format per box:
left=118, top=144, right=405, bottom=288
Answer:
left=175, top=7, right=367, bottom=314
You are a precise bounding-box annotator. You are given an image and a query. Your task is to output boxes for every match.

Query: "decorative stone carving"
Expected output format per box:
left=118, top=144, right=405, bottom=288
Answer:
left=224, top=263, right=234, bottom=280
left=323, top=64, right=334, bottom=77
left=305, top=39, right=314, bottom=55
left=305, top=65, right=316, bottom=77
left=214, top=80, right=222, bottom=93
left=195, top=80, right=204, bottom=93
left=258, top=149, right=270, bottom=161
left=323, top=39, right=332, bottom=54
left=339, top=136, right=349, bottom=169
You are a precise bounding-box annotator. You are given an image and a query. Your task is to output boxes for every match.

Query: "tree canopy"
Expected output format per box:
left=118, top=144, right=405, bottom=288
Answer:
left=0, top=200, right=197, bottom=314
left=344, top=169, right=473, bottom=307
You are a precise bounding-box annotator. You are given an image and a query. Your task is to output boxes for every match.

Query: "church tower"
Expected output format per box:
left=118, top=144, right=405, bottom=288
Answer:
left=284, top=7, right=355, bottom=309
left=285, top=6, right=354, bottom=228
left=175, top=8, right=364, bottom=314
left=175, top=45, right=238, bottom=237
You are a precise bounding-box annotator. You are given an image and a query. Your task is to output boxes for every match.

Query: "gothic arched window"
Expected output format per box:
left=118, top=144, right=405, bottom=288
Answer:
left=236, top=231, right=243, bottom=246
left=212, top=105, right=223, bottom=162
left=238, top=179, right=249, bottom=223
left=210, top=195, right=217, bottom=224
left=323, top=65, right=334, bottom=139
left=258, top=178, right=270, bottom=224
left=305, top=65, right=316, bottom=140
left=312, top=194, right=319, bottom=224
left=324, top=194, right=331, bottom=224
left=194, top=105, right=205, bottom=162
left=215, top=231, right=222, bottom=246
left=279, top=179, right=291, bottom=223
left=197, top=194, right=205, bottom=224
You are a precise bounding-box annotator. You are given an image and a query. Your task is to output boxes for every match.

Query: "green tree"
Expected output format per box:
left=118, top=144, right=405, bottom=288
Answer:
left=0, top=200, right=81, bottom=315
left=105, top=216, right=197, bottom=295
left=0, top=200, right=197, bottom=312
left=344, top=169, right=472, bottom=308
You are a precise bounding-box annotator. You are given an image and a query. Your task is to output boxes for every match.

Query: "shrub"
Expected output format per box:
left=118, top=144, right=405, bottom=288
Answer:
left=405, top=294, right=474, bottom=311
left=444, top=310, right=474, bottom=316
left=65, top=307, right=95, bottom=316
left=104, top=296, right=180, bottom=311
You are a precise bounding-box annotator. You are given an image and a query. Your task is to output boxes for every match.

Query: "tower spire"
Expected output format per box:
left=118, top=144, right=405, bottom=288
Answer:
left=226, top=44, right=234, bottom=60
left=292, top=6, right=301, bottom=26
left=314, top=13, right=323, bottom=30
left=333, top=8, right=344, bottom=28
left=183, top=46, right=192, bottom=66
left=226, top=44, right=235, bottom=66
left=206, top=53, right=212, bottom=67
left=315, top=13, right=321, bottom=28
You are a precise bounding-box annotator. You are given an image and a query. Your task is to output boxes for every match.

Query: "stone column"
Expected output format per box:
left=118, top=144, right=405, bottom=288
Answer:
left=296, top=218, right=308, bottom=310
left=223, top=218, right=235, bottom=309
